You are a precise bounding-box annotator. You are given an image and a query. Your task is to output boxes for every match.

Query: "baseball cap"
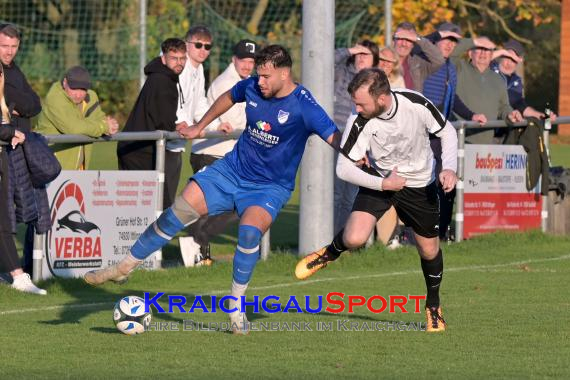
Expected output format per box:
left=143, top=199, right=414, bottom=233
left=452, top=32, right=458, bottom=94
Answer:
left=233, top=39, right=257, bottom=59
left=65, top=66, right=91, bottom=90
left=437, top=22, right=462, bottom=40
left=503, top=39, right=525, bottom=58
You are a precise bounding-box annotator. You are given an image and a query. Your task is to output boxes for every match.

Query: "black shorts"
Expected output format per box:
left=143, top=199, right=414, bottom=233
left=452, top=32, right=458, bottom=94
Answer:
left=352, top=182, right=440, bottom=238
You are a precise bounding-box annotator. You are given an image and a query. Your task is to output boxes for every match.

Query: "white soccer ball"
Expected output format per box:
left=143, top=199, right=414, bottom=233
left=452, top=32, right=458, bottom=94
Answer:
left=113, top=295, right=152, bottom=335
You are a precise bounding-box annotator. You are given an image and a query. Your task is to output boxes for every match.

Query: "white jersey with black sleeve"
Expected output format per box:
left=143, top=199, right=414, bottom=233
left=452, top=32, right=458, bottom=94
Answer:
left=337, top=89, right=457, bottom=190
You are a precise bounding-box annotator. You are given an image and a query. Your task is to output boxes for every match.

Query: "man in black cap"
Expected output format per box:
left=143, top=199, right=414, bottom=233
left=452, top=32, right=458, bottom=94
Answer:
left=180, top=39, right=258, bottom=267
left=36, top=65, right=119, bottom=170
left=491, top=39, right=557, bottom=121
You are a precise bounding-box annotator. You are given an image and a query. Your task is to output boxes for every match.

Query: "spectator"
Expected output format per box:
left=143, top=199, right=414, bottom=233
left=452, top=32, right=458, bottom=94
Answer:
left=0, top=23, right=41, bottom=133
left=116, top=38, right=187, bottom=208
left=167, top=25, right=222, bottom=211
left=0, top=23, right=43, bottom=275
left=179, top=39, right=257, bottom=267
left=423, top=23, right=486, bottom=240
left=333, top=40, right=379, bottom=234
left=376, top=45, right=404, bottom=246
left=35, top=66, right=119, bottom=170
left=0, top=63, right=46, bottom=295
left=491, top=39, right=557, bottom=124
left=393, top=21, right=445, bottom=92
left=452, top=36, right=523, bottom=143
left=378, top=46, right=405, bottom=88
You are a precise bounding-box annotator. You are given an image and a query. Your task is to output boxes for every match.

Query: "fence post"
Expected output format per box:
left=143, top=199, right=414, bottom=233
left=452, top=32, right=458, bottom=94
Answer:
left=139, top=0, right=147, bottom=90
left=542, top=114, right=552, bottom=232
left=154, top=133, right=166, bottom=268
left=455, top=122, right=465, bottom=242
left=260, top=230, right=270, bottom=260
left=32, top=233, right=44, bottom=282
left=299, top=0, right=335, bottom=256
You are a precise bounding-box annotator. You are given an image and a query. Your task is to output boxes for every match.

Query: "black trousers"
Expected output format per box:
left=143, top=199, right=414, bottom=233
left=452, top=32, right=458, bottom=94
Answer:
left=430, top=137, right=456, bottom=239
left=0, top=149, right=20, bottom=273
left=117, top=147, right=181, bottom=210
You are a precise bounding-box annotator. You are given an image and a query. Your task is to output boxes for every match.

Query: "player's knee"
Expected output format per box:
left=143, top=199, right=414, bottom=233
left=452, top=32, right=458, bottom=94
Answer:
left=417, top=238, right=439, bottom=259
left=342, top=229, right=367, bottom=249
left=237, top=225, right=262, bottom=250
left=171, top=194, right=200, bottom=226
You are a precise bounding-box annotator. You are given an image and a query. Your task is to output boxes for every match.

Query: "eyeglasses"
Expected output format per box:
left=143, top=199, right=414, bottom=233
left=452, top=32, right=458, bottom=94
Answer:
left=187, top=41, right=212, bottom=51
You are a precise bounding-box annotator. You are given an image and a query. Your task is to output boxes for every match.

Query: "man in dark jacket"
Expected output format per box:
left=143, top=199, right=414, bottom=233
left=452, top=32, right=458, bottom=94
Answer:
left=117, top=38, right=187, bottom=207
left=0, top=24, right=41, bottom=132
left=1, top=23, right=43, bottom=275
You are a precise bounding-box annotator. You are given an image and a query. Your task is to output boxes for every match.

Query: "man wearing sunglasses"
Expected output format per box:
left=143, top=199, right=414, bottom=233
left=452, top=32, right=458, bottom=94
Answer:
left=166, top=25, right=223, bottom=207
left=180, top=39, right=258, bottom=268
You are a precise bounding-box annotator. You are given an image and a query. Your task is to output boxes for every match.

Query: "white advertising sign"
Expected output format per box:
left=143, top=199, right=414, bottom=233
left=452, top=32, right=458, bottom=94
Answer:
left=42, top=170, right=160, bottom=279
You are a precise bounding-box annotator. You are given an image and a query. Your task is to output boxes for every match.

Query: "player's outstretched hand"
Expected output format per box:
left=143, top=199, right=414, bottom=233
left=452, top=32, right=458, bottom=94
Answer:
left=178, top=125, right=205, bottom=139
left=439, top=169, right=458, bottom=193
left=382, top=167, right=406, bottom=191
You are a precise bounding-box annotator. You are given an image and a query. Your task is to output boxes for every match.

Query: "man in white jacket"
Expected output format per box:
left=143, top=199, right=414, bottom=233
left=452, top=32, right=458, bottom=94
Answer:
left=179, top=39, right=257, bottom=267
left=165, top=26, right=218, bottom=212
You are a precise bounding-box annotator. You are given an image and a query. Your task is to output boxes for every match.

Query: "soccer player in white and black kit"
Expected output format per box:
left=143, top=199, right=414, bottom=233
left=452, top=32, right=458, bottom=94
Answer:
left=295, top=68, right=458, bottom=332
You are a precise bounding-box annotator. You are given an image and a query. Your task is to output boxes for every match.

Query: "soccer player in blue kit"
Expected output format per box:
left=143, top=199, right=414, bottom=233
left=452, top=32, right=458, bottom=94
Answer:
left=84, top=45, right=342, bottom=334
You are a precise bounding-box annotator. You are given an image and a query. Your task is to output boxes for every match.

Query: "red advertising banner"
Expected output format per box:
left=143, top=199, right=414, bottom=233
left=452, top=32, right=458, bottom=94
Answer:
left=463, top=145, right=542, bottom=239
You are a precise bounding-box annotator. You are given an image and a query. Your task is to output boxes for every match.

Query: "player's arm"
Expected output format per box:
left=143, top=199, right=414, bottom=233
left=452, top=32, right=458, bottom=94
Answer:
left=434, top=121, right=458, bottom=192
left=178, top=90, right=234, bottom=139
left=325, top=130, right=342, bottom=151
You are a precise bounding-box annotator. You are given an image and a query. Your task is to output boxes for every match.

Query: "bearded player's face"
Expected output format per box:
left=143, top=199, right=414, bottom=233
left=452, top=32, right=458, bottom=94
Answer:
left=352, top=86, right=386, bottom=119
left=256, top=63, right=288, bottom=98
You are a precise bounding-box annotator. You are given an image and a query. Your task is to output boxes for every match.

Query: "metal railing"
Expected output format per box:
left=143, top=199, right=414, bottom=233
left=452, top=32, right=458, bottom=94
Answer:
left=2, top=129, right=254, bottom=281
left=451, top=116, right=570, bottom=242
left=3, top=117, right=570, bottom=281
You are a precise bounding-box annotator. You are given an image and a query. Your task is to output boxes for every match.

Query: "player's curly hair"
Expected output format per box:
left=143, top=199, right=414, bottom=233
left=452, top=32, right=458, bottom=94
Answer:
left=254, top=45, right=292, bottom=69
left=347, top=67, right=391, bottom=98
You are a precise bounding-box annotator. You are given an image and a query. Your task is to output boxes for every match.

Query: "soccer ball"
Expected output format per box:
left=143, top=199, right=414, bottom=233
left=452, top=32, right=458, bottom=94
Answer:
left=113, top=295, right=152, bottom=335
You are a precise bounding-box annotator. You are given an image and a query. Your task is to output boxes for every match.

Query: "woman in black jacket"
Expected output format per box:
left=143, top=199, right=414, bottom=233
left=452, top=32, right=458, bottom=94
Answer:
left=0, top=63, right=46, bottom=295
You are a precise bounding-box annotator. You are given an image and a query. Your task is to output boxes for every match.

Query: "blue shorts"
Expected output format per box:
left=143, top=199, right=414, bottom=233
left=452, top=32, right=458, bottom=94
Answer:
left=191, top=158, right=292, bottom=221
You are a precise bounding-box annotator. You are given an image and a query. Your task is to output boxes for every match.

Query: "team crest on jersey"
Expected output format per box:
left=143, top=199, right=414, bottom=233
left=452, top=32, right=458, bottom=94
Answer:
left=256, top=120, right=271, bottom=132
left=277, top=110, right=289, bottom=124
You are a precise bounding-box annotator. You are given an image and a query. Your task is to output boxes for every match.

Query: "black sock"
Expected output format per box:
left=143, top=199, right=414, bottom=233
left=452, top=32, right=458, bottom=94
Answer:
left=421, top=249, right=443, bottom=308
left=325, top=230, right=347, bottom=260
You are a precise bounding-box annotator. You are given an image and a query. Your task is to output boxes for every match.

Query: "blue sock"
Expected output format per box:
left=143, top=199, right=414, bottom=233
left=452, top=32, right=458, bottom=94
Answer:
left=130, top=208, right=185, bottom=260
left=232, top=225, right=262, bottom=284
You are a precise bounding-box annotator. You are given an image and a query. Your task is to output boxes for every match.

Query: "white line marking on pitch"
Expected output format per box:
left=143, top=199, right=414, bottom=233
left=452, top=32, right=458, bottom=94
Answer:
left=1, top=254, right=569, bottom=316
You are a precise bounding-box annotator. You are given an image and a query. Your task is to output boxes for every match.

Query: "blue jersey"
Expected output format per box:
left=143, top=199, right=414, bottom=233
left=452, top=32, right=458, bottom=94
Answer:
left=224, top=76, right=338, bottom=191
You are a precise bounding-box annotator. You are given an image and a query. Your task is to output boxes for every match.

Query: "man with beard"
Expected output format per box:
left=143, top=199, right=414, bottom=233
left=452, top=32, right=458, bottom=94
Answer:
left=295, top=68, right=458, bottom=333
left=116, top=38, right=187, bottom=208
left=85, top=45, right=343, bottom=335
